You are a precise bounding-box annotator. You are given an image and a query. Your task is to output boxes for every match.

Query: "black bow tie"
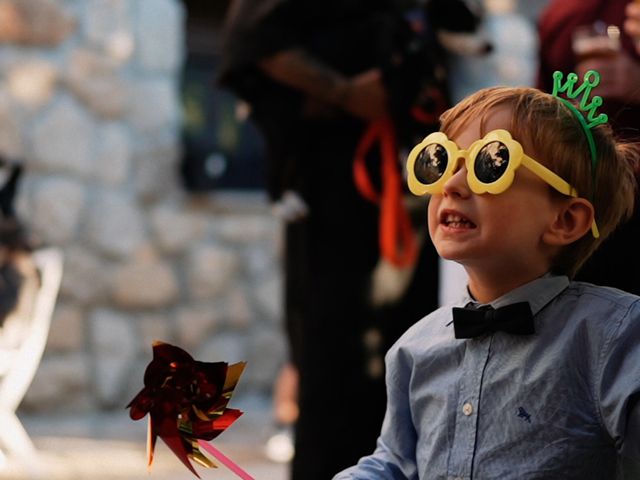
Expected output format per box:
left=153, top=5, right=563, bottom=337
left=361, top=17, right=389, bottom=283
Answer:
left=452, top=302, right=535, bottom=339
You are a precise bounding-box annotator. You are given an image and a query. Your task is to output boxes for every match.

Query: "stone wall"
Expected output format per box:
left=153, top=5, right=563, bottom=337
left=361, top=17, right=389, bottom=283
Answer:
left=0, top=0, right=285, bottom=412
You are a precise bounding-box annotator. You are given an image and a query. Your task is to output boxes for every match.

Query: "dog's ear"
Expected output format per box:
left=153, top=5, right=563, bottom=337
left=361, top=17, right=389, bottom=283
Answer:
left=0, top=163, right=23, bottom=219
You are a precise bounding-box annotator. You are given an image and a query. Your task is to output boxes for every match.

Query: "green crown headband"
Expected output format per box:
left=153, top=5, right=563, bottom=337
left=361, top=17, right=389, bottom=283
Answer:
left=551, top=70, right=608, bottom=178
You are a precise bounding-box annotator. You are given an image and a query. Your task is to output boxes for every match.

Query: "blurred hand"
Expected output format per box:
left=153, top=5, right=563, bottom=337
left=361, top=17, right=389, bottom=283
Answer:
left=342, top=69, right=389, bottom=121
left=273, top=362, right=299, bottom=425
left=577, top=51, right=640, bottom=103
left=625, top=2, right=640, bottom=54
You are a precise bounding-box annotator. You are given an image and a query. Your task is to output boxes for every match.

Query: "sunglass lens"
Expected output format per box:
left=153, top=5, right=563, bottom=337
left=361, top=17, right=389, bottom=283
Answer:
left=475, top=141, right=510, bottom=183
left=414, top=143, right=448, bottom=185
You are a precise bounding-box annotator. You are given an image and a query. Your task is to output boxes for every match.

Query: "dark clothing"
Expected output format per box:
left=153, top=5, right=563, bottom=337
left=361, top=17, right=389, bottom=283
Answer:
left=0, top=167, right=33, bottom=328
left=0, top=262, right=22, bottom=325
left=538, top=0, right=640, bottom=295
left=220, top=0, right=425, bottom=200
left=219, top=1, right=441, bottom=478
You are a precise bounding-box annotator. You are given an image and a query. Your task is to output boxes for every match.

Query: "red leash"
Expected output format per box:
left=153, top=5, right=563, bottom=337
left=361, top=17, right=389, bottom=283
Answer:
left=353, top=116, right=418, bottom=268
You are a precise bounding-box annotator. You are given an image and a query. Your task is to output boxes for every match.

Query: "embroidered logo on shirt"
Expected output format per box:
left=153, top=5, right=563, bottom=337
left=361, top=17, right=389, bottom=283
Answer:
left=517, top=407, right=532, bottom=423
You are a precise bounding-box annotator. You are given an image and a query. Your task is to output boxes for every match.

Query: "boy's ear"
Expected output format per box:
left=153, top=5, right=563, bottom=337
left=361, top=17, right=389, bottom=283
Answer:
left=543, top=197, right=595, bottom=246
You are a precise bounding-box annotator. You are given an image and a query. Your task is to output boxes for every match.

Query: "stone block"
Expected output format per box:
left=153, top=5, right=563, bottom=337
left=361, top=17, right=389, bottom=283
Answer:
left=186, top=244, right=240, bottom=300
left=127, top=78, right=178, bottom=134
left=0, top=90, right=25, bottom=158
left=46, top=302, right=85, bottom=352
left=6, top=58, right=57, bottom=108
left=134, top=0, right=184, bottom=72
left=122, top=356, right=151, bottom=411
left=223, top=287, right=253, bottom=330
left=85, top=189, right=147, bottom=258
left=84, top=0, right=134, bottom=62
left=110, top=257, right=179, bottom=309
left=245, top=328, right=286, bottom=391
left=175, top=303, right=223, bottom=351
left=28, top=176, right=86, bottom=244
left=89, top=308, right=138, bottom=407
left=0, top=0, right=76, bottom=46
left=66, top=48, right=129, bottom=118
left=211, top=215, right=279, bottom=245
left=22, top=353, right=92, bottom=412
left=59, top=246, right=110, bottom=305
left=138, top=313, right=173, bottom=348
left=195, top=331, right=247, bottom=365
left=94, top=122, right=132, bottom=186
left=150, top=203, right=206, bottom=254
left=30, top=94, right=96, bottom=177
left=253, top=273, right=283, bottom=324
left=243, top=243, right=279, bottom=279
left=132, top=139, right=180, bottom=202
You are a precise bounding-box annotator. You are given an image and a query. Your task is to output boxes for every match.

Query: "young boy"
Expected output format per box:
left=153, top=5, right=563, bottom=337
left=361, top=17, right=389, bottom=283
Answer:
left=333, top=72, right=640, bottom=479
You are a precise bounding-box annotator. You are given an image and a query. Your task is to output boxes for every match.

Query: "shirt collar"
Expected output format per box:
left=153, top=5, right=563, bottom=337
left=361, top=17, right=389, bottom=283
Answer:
left=461, top=273, right=569, bottom=317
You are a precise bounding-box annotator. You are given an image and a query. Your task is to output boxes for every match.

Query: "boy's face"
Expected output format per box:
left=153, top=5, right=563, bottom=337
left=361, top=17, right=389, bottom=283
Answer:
left=428, top=106, right=561, bottom=279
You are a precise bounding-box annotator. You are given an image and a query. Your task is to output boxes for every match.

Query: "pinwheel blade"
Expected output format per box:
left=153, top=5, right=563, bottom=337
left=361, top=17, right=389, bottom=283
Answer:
left=127, top=342, right=251, bottom=478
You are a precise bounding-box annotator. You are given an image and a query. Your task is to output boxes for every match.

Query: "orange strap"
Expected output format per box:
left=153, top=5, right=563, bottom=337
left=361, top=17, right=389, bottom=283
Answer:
left=353, top=117, right=418, bottom=268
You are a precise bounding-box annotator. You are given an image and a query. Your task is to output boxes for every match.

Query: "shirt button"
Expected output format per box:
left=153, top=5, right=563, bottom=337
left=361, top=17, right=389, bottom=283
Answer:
left=462, top=402, right=473, bottom=416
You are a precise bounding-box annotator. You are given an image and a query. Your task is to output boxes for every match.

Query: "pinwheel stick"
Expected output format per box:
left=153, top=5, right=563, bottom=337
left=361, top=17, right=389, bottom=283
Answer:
left=198, top=440, right=255, bottom=480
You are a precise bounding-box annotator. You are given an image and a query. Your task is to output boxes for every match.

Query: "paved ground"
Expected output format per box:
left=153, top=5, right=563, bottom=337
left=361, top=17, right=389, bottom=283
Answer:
left=0, top=399, right=291, bottom=480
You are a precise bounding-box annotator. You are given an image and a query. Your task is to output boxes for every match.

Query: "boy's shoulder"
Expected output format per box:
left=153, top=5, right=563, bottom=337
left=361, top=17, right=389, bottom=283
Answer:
left=563, top=280, right=640, bottom=311
left=549, top=280, right=640, bottom=339
left=389, top=304, right=457, bottom=355
left=394, top=280, right=640, bottom=344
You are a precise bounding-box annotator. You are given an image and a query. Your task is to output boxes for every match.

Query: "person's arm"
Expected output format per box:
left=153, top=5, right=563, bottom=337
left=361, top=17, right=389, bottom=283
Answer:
left=259, top=48, right=388, bottom=121
left=625, top=2, right=640, bottom=55
left=596, top=300, right=640, bottom=479
left=333, top=346, right=419, bottom=480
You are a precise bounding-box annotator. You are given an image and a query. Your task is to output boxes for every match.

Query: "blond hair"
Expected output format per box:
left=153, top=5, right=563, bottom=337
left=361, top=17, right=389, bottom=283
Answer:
left=439, top=86, right=638, bottom=278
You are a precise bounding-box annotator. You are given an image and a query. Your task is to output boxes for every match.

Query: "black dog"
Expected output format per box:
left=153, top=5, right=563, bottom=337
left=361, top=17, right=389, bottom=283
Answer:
left=0, top=160, right=36, bottom=327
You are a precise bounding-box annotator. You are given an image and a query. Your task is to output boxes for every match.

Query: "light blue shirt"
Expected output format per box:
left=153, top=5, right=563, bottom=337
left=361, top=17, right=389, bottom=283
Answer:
left=334, top=275, right=640, bottom=479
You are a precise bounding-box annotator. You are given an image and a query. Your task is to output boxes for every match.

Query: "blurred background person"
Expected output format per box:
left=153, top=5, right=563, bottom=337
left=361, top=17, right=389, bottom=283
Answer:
left=624, top=0, right=640, bottom=53
left=217, top=0, right=490, bottom=477
left=538, top=0, right=640, bottom=295
left=447, top=0, right=542, bottom=103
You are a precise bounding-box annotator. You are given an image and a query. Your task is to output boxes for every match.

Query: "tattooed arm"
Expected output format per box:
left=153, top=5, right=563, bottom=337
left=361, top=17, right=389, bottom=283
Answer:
left=259, top=48, right=388, bottom=120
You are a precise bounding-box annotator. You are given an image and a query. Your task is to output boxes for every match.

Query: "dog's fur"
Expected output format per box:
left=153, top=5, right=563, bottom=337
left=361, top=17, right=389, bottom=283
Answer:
left=0, top=161, right=38, bottom=331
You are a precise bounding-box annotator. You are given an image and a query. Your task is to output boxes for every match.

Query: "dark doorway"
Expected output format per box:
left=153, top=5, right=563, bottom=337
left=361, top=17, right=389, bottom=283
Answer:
left=180, top=0, right=266, bottom=191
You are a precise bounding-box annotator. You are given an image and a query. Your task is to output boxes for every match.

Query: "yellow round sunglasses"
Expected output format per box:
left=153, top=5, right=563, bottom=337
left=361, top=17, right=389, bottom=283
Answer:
left=406, top=129, right=599, bottom=238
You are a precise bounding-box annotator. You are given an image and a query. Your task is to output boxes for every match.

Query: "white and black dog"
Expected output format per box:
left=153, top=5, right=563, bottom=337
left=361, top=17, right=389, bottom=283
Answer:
left=0, top=161, right=36, bottom=327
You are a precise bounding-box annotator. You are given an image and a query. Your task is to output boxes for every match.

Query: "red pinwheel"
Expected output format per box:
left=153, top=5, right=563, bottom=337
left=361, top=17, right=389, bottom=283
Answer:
left=127, top=341, right=252, bottom=479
